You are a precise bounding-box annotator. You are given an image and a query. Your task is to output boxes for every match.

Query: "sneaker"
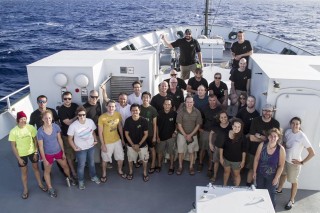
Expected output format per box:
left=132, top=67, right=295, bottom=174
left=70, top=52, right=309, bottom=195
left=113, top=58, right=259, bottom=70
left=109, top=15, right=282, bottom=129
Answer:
left=78, top=181, right=86, bottom=190
left=66, top=177, right=77, bottom=186
left=48, top=188, right=57, bottom=198
left=285, top=200, right=294, bottom=210
left=91, top=176, right=101, bottom=184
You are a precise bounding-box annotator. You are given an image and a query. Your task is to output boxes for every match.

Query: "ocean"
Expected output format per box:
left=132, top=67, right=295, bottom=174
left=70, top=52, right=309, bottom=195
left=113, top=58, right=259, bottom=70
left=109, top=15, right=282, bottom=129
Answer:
left=0, top=0, right=319, bottom=109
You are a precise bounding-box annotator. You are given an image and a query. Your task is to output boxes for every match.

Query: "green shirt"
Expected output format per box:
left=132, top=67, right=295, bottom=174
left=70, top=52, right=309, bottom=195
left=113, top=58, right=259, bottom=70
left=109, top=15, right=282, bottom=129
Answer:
left=9, top=124, right=37, bottom=157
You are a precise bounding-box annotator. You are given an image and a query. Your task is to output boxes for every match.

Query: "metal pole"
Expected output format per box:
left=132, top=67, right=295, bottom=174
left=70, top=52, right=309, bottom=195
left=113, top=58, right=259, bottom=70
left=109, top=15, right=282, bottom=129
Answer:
left=204, top=0, right=209, bottom=37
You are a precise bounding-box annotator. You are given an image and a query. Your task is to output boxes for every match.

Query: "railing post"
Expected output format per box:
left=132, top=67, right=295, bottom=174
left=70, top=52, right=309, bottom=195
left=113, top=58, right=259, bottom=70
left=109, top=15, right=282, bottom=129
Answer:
left=6, top=97, right=11, bottom=110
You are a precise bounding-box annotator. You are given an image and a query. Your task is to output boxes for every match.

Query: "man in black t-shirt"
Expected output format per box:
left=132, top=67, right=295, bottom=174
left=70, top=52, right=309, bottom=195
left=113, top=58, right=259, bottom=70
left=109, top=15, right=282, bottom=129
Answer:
left=246, top=104, right=280, bottom=186
left=156, top=98, right=177, bottom=175
left=83, top=90, right=101, bottom=128
left=124, top=104, right=149, bottom=182
left=208, top=72, right=228, bottom=110
left=165, top=69, right=187, bottom=91
left=236, top=95, right=259, bottom=136
left=161, top=29, right=203, bottom=80
left=151, top=81, right=173, bottom=112
left=58, top=91, right=78, bottom=178
left=187, top=68, right=208, bottom=95
left=231, top=31, right=253, bottom=68
left=30, top=95, right=59, bottom=129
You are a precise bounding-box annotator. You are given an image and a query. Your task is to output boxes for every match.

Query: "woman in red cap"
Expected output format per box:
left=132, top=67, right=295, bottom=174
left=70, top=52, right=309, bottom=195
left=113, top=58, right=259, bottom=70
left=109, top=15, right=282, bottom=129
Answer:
left=8, top=111, right=47, bottom=199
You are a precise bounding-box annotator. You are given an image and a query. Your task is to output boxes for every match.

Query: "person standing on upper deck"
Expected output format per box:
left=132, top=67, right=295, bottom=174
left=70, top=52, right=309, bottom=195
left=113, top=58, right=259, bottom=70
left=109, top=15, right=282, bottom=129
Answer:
left=161, top=29, right=203, bottom=80
left=231, top=31, right=253, bottom=69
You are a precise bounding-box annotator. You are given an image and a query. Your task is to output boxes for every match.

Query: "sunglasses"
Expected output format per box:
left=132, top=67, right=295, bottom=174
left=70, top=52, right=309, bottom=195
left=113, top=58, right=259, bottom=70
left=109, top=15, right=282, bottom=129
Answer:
left=90, top=96, right=98, bottom=99
left=78, top=114, right=86, bottom=117
left=38, top=100, right=47, bottom=104
left=214, top=77, right=221, bottom=79
left=64, top=98, right=72, bottom=100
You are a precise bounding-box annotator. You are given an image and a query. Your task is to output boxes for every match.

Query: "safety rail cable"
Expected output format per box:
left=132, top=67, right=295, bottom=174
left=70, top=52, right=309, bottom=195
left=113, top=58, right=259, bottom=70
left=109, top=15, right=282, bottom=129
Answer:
left=0, top=85, right=30, bottom=110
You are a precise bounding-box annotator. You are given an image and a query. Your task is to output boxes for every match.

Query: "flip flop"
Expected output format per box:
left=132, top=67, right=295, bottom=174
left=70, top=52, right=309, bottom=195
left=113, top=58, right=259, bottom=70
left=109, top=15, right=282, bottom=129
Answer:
left=155, top=167, right=161, bottom=173
left=143, top=174, right=149, bottom=182
left=127, top=173, right=133, bottom=180
left=168, top=168, right=174, bottom=175
left=39, top=185, right=48, bottom=192
left=100, top=176, right=107, bottom=183
left=21, top=192, right=28, bottom=199
left=148, top=167, right=155, bottom=174
left=118, top=173, right=127, bottom=179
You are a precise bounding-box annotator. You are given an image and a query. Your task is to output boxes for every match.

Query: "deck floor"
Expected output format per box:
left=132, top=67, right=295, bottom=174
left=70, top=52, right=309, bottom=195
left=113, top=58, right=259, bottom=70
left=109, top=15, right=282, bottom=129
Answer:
left=0, top=135, right=319, bottom=213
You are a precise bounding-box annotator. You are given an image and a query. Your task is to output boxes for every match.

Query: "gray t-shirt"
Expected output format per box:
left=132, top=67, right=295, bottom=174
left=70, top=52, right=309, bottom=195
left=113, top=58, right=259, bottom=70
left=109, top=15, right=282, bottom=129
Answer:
left=37, top=123, right=62, bottom=155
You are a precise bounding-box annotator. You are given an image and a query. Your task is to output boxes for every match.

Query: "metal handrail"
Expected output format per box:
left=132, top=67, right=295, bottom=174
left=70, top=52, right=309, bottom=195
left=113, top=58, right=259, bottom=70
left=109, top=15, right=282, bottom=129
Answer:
left=0, top=85, right=30, bottom=110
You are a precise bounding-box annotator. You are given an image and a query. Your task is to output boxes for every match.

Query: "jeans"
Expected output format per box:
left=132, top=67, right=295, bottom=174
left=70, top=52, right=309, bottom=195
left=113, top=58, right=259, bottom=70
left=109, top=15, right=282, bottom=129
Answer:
left=76, top=146, right=96, bottom=182
left=256, top=174, right=276, bottom=208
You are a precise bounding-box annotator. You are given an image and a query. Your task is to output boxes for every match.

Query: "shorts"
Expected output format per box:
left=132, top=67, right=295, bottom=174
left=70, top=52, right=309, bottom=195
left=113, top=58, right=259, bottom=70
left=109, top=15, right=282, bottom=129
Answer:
left=180, top=63, right=197, bottom=80
left=156, top=137, right=176, bottom=155
left=127, top=146, right=149, bottom=163
left=18, top=153, right=38, bottom=167
left=282, top=161, right=301, bottom=183
left=101, top=140, right=124, bottom=163
left=223, top=158, right=241, bottom=170
left=62, top=135, right=75, bottom=160
left=212, top=146, right=220, bottom=162
left=199, top=131, right=210, bottom=150
left=177, top=133, right=199, bottom=154
left=245, top=153, right=255, bottom=169
left=45, top=150, right=63, bottom=165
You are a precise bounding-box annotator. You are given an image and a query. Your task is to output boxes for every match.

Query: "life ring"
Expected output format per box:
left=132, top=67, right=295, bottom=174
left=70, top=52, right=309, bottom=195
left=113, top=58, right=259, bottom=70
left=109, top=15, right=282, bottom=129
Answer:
left=228, top=31, right=237, bottom=40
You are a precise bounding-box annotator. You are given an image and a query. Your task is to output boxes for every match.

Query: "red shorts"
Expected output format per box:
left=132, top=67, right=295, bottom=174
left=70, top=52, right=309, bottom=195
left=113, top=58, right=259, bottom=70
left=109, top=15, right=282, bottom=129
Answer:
left=45, top=150, right=63, bottom=165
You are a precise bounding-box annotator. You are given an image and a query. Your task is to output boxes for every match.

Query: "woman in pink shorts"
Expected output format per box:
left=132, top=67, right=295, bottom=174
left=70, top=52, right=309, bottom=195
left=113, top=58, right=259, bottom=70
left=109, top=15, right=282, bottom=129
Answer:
left=37, top=110, right=76, bottom=198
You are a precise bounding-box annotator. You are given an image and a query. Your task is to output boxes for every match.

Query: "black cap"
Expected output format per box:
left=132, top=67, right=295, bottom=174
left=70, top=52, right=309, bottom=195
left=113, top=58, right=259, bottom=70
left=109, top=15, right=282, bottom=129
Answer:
left=185, top=29, right=192, bottom=34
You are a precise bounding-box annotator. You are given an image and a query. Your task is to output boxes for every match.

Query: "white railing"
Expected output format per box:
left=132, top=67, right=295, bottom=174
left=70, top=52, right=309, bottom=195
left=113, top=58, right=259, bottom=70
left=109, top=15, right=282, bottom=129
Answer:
left=0, top=85, right=30, bottom=111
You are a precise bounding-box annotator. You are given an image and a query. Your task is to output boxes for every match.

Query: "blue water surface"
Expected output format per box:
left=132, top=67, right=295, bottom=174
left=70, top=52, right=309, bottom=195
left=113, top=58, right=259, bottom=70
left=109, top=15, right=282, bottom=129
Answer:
left=0, top=0, right=319, bottom=109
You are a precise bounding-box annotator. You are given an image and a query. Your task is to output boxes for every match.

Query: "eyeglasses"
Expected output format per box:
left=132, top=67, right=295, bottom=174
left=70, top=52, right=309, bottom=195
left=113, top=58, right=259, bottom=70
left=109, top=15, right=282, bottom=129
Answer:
left=38, top=100, right=47, bottom=104
left=214, top=77, right=221, bottom=79
left=90, top=96, right=98, bottom=99
left=170, top=82, right=178, bottom=84
left=63, top=98, right=72, bottom=100
left=78, top=114, right=86, bottom=117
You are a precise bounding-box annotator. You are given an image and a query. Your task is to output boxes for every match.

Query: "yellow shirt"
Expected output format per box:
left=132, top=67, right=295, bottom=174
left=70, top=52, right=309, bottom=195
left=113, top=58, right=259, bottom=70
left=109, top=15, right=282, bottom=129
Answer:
left=8, top=124, right=37, bottom=157
left=98, top=112, right=122, bottom=144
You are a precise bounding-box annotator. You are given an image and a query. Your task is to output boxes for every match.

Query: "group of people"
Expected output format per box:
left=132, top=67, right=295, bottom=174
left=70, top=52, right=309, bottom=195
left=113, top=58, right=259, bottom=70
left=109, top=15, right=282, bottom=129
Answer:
left=8, top=29, right=315, bottom=211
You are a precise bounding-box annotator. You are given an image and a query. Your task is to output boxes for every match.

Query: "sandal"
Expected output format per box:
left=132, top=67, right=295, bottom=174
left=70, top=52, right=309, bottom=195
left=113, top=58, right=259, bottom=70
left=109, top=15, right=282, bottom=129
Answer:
left=100, top=176, right=107, bottom=183
left=21, top=192, right=29, bottom=199
left=168, top=168, right=174, bottom=175
left=197, top=164, right=203, bottom=172
left=134, top=162, right=141, bottom=168
left=118, top=172, right=127, bottom=179
left=155, top=167, right=161, bottom=173
left=39, top=185, right=48, bottom=192
left=127, top=173, right=134, bottom=180
left=143, top=174, right=149, bottom=182
left=210, top=176, right=216, bottom=183
left=148, top=167, right=155, bottom=174
left=189, top=168, right=195, bottom=176
left=176, top=167, right=183, bottom=175
left=207, top=169, right=213, bottom=177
